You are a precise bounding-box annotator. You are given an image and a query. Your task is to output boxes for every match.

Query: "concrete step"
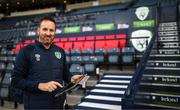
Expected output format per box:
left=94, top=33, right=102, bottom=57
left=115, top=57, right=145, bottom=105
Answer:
left=135, top=92, right=180, bottom=109
left=66, top=93, right=85, bottom=106
left=142, top=74, right=180, bottom=85
left=76, top=102, right=122, bottom=110
left=0, top=101, right=23, bottom=110
left=146, top=60, right=180, bottom=68
left=151, top=49, right=180, bottom=54
left=139, top=82, right=180, bottom=92
left=144, top=67, right=180, bottom=75
left=74, top=73, right=132, bottom=109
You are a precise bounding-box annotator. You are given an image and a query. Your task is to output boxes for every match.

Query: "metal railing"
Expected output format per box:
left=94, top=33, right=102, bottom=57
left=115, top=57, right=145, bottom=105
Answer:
left=122, top=5, right=159, bottom=109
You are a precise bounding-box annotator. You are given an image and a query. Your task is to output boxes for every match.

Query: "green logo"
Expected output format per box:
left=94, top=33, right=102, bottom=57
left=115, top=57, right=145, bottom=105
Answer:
left=64, top=26, right=81, bottom=33
left=55, top=52, right=61, bottom=59
left=96, top=23, right=114, bottom=31
left=133, top=20, right=155, bottom=28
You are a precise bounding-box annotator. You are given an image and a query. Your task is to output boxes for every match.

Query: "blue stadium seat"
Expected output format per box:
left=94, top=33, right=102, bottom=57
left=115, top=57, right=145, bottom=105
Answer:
left=7, top=50, right=15, bottom=56
left=7, top=56, right=16, bottom=63
left=71, top=49, right=81, bottom=55
left=94, top=48, right=106, bottom=64
left=0, top=72, right=11, bottom=100
left=82, top=48, right=96, bottom=74
left=122, top=47, right=135, bottom=64
left=82, top=48, right=94, bottom=63
left=71, top=49, right=82, bottom=64
left=0, top=48, right=7, bottom=55
left=0, top=62, right=6, bottom=72
left=0, top=56, right=8, bottom=62
left=6, top=63, right=14, bottom=71
left=84, top=64, right=95, bottom=74
left=69, top=64, right=84, bottom=75
left=108, top=48, right=120, bottom=64
left=65, top=50, right=71, bottom=64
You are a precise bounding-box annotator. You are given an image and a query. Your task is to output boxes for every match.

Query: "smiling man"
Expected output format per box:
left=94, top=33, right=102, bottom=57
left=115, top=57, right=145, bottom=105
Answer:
left=12, top=16, right=82, bottom=109
left=37, top=18, right=56, bottom=48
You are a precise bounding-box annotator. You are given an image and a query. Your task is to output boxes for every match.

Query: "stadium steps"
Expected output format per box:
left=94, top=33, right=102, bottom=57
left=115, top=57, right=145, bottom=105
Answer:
left=135, top=92, right=180, bottom=109
left=74, top=73, right=133, bottom=110
left=66, top=75, right=98, bottom=106
left=134, top=21, right=180, bottom=109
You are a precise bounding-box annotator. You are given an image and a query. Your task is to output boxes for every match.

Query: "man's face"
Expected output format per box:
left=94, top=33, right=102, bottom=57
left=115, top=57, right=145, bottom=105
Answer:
left=37, top=20, right=56, bottom=46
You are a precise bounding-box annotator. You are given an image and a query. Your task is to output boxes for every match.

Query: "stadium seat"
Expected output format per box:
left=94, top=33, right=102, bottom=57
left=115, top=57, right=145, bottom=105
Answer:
left=54, top=42, right=64, bottom=48
left=122, top=47, right=135, bottom=64
left=95, top=40, right=106, bottom=50
left=86, top=36, right=95, bottom=40
left=69, top=64, right=84, bottom=75
left=84, top=41, right=94, bottom=50
left=53, top=38, right=60, bottom=42
left=7, top=56, right=16, bottom=62
left=6, top=63, right=14, bottom=71
left=13, top=44, right=22, bottom=53
left=71, top=49, right=81, bottom=55
left=84, top=64, right=95, bottom=74
left=77, top=37, right=86, bottom=41
left=82, top=48, right=94, bottom=62
left=105, top=35, right=115, bottom=39
left=64, top=42, right=73, bottom=51
left=82, top=48, right=96, bottom=74
left=68, top=37, right=77, bottom=41
left=94, top=48, right=106, bottom=64
left=0, top=72, right=11, bottom=100
left=71, top=56, right=82, bottom=64
left=73, top=42, right=84, bottom=51
left=0, top=48, right=7, bottom=55
left=71, top=49, right=82, bottom=64
left=60, top=38, right=68, bottom=42
left=7, top=50, right=15, bottom=56
left=96, top=35, right=105, bottom=40
left=105, top=40, right=119, bottom=50
left=65, top=50, right=71, bottom=64
left=116, top=34, right=127, bottom=49
left=0, top=56, right=8, bottom=62
left=108, top=48, right=121, bottom=64
left=0, top=62, right=6, bottom=72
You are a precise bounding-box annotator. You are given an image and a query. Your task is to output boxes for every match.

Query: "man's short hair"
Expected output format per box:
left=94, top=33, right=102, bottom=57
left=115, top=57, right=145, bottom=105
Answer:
left=39, top=16, right=56, bottom=28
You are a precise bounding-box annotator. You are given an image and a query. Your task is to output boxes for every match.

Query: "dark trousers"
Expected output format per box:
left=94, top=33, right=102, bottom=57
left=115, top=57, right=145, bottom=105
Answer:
left=23, top=91, right=66, bottom=109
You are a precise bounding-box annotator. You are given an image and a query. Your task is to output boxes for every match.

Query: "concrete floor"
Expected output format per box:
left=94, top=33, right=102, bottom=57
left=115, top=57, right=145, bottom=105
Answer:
left=0, top=101, right=23, bottom=110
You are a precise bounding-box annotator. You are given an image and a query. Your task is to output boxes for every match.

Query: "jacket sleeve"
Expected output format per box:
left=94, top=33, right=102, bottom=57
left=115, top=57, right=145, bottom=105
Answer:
left=11, top=47, right=39, bottom=92
left=62, top=50, right=72, bottom=83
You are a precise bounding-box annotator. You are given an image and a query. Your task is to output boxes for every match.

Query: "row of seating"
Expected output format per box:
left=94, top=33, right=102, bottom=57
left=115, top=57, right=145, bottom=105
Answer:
left=12, top=34, right=127, bottom=53
left=0, top=48, right=15, bottom=55
left=0, top=49, right=16, bottom=63
left=0, top=57, right=15, bottom=103
left=66, top=47, right=135, bottom=64
left=68, top=47, right=135, bottom=75
left=0, top=62, right=14, bottom=72
left=0, top=47, right=16, bottom=104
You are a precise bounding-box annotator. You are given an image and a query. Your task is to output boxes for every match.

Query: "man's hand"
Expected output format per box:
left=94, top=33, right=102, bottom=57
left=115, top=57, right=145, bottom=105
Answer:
left=38, top=81, right=63, bottom=92
left=71, top=74, right=83, bottom=84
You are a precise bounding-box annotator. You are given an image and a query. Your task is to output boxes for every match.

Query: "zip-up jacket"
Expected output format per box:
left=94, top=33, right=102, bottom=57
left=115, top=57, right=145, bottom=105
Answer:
left=12, top=41, right=71, bottom=109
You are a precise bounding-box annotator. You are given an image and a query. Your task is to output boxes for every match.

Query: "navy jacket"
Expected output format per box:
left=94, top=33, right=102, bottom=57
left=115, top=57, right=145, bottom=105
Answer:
left=12, top=41, right=71, bottom=109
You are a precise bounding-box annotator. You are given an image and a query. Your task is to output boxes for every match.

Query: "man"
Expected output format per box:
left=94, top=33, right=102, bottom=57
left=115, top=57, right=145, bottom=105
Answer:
left=11, top=16, right=82, bottom=109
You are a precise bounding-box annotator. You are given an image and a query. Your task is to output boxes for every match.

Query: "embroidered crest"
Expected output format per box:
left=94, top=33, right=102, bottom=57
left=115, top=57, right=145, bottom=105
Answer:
left=135, top=7, right=149, bottom=21
left=55, top=52, right=61, bottom=59
left=35, top=54, right=40, bottom=61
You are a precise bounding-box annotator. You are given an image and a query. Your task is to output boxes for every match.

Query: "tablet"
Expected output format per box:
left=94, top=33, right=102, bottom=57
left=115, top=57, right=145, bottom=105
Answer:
left=55, top=74, right=89, bottom=97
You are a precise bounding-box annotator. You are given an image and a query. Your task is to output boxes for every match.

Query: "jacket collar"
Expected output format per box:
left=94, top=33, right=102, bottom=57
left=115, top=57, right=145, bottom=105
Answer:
left=35, top=40, right=54, bottom=49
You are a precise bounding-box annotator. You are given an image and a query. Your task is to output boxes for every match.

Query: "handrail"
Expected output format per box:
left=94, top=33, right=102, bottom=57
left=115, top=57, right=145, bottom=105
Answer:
left=122, top=5, right=159, bottom=109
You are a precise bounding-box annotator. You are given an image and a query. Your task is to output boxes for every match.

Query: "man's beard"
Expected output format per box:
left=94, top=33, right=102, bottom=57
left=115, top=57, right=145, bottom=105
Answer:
left=43, top=41, right=52, bottom=46
left=39, top=36, right=54, bottom=46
